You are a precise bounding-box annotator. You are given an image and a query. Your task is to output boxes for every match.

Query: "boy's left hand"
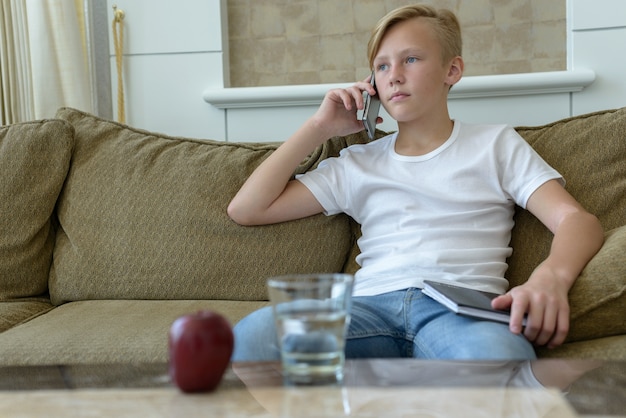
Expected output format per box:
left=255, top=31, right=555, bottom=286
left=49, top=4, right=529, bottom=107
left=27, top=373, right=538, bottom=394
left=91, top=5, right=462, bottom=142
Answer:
left=491, top=265, right=571, bottom=349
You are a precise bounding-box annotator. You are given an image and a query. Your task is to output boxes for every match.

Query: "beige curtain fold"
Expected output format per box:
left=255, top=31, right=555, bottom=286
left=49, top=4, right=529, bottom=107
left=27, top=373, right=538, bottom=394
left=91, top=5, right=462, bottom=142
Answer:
left=0, top=0, right=93, bottom=125
left=0, top=1, right=31, bottom=124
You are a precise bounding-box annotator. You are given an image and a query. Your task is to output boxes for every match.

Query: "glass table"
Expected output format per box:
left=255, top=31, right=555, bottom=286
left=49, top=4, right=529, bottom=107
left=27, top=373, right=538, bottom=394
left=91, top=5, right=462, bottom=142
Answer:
left=0, top=359, right=623, bottom=417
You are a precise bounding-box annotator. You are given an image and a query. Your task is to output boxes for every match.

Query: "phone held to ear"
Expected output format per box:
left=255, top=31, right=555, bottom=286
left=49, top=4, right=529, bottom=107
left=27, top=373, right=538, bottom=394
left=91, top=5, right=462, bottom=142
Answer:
left=361, top=71, right=381, bottom=140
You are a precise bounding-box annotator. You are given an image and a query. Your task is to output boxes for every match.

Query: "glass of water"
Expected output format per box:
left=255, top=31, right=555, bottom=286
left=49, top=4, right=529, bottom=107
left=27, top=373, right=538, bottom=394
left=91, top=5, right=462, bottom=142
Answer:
left=267, top=273, right=354, bottom=385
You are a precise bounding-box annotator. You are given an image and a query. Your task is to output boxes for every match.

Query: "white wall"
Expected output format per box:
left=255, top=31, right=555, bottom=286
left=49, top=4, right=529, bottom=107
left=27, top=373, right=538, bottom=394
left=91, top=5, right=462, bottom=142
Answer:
left=106, top=0, right=228, bottom=139
left=108, top=0, right=626, bottom=142
left=568, top=0, right=626, bottom=114
left=203, top=70, right=595, bottom=142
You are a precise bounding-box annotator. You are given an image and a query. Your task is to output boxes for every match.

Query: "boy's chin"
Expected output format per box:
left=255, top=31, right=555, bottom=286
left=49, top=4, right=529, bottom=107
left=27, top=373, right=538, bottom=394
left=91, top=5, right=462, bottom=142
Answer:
left=393, top=114, right=419, bottom=124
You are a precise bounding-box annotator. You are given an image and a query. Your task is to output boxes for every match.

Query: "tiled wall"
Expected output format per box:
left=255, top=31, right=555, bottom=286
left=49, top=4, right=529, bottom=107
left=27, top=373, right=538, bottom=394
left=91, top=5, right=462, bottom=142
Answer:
left=227, top=0, right=565, bottom=87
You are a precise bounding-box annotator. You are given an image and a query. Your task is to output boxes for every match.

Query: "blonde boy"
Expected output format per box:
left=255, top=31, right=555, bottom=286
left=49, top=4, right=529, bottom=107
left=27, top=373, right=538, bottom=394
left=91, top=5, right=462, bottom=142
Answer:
left=228, top=5, right=603, bottom=360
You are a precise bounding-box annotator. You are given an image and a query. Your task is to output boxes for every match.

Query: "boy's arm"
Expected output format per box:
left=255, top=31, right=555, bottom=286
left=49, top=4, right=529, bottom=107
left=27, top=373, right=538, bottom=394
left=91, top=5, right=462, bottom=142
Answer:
left=227, top=121, right=325, bottom=226
left=492, top=179, right=604, bottom=348
left=227, top=81, right=377, bottom=226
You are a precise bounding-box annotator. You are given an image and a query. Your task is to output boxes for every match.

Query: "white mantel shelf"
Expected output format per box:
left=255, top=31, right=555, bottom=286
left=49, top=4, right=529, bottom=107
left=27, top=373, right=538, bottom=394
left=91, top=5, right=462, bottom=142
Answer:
left=203, top=69, right=596, bottom=109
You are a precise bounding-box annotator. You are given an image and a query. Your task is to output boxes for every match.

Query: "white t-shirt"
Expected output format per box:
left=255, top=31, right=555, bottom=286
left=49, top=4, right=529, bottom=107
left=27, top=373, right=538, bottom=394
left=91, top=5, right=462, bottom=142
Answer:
left=297, top=121, right=563, bottom=297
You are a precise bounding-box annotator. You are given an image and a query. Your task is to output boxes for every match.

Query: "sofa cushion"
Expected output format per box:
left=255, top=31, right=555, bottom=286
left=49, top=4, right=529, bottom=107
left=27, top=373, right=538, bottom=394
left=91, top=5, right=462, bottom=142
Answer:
left=0, top=120, right=74, bottom=300
left=565, top=225, right=626, bottom=342
left=50, top=108, right=352, bottom=305
left=0, top=299, right=267, bottom=365
left=536, top=335, right=626, bottom=360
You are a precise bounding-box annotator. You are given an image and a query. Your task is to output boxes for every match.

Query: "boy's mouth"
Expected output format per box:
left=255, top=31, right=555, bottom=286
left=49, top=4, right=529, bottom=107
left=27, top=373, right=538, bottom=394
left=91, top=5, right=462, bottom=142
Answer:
left=389, top=92, right=409, bottom=101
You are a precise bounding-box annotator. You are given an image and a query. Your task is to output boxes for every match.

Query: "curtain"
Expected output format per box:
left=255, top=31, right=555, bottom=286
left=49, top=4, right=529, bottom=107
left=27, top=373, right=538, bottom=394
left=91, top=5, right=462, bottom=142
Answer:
left=0, top=0, right=93, bottom=125
left=0, top=1, right=31, bottom=124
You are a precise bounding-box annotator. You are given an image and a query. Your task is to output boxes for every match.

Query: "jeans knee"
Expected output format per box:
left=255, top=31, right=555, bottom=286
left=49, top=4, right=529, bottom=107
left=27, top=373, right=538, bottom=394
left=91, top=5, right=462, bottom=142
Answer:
left=414, top=317, right=537, bottom=360
left=231, top=307, right=280, bottom=362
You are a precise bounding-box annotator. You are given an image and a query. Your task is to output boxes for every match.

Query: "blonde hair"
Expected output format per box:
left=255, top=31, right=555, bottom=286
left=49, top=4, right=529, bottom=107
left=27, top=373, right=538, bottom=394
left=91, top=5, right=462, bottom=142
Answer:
left=367, top=4, right=462, bottom=68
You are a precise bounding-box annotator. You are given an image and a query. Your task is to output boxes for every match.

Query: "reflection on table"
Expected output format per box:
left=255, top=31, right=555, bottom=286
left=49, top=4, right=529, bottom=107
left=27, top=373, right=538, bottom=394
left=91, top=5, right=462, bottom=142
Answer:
left=232, top=359, right=623, bottom=417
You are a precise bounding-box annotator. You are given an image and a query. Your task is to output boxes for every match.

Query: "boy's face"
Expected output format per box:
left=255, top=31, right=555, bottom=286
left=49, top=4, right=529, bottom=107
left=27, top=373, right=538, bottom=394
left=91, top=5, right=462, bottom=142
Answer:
left=372, top=18, right=462, bottom=124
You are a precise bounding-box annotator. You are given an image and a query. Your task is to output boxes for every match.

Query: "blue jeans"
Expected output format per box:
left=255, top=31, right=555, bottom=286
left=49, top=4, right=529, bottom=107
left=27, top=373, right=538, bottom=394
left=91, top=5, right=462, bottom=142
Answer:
left=232, top=288, right=536, bottom=361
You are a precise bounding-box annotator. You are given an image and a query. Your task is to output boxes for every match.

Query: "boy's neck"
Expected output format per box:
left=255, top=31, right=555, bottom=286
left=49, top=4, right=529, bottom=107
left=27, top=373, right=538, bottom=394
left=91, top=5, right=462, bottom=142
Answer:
left=395, top=115, right=454, bottom=156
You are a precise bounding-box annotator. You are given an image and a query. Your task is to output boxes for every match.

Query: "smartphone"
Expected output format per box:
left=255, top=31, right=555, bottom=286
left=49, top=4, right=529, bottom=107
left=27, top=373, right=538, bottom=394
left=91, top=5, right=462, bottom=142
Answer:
left=361, top=71, right=381, bottom=140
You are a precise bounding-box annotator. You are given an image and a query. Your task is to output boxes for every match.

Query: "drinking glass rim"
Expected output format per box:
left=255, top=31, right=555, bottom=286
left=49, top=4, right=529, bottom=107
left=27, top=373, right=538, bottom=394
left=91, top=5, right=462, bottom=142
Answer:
left=267, top=273, right=354, bottom=289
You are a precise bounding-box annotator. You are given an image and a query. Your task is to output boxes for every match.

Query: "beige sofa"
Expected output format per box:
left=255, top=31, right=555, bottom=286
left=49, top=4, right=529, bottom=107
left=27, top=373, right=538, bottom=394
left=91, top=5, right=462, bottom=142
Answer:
left=0, top=106, right=624, bottom=366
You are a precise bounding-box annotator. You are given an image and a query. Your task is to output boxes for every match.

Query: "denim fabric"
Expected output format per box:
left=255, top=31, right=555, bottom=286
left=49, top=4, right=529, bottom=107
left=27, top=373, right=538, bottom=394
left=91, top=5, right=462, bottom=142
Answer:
left=232, top=288, right=536, bottom=361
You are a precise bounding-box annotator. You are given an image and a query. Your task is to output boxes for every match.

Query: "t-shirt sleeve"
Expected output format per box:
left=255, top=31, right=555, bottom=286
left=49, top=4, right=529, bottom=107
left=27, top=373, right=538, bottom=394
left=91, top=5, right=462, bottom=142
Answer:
left=498, top=127, right=564, bottom=209
left=296, top=154, right=348, bottom=216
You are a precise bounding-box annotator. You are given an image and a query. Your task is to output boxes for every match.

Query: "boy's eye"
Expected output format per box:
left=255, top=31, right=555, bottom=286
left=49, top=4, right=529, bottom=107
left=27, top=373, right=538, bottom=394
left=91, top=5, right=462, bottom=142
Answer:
left=406, top=56, right=418, bottom=63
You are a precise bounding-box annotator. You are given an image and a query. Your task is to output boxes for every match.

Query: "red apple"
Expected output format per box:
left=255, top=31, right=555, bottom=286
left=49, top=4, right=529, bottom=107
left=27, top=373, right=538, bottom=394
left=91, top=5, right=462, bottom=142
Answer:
left=168, top=310, right=234, bottom=393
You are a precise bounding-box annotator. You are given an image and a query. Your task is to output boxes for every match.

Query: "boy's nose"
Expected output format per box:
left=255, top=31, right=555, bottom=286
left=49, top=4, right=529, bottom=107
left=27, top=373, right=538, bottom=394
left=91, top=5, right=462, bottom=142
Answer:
left=388, top=67, right=404, bottom=85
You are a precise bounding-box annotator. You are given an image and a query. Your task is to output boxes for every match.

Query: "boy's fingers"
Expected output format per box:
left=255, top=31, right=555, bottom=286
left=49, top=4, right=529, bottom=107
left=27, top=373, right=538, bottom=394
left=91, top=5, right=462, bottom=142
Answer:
left=547, top=308, right=570, bottom=348
left=491, top=293, right=512, bottom=310
left=533, top=303, right=557, bottom=346
left=509, top=297, right=530, bottom=335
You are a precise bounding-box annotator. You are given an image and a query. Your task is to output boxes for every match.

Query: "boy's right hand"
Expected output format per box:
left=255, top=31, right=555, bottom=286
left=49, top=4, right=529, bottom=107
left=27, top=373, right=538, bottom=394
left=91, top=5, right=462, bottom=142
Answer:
left=310, top=79, right=381, bottom=139
left=228, top=78, right=380, bottom=226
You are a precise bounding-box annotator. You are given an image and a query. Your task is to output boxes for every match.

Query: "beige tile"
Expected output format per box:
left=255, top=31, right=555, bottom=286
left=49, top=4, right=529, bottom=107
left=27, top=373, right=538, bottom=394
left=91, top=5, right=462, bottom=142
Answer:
left=253, top=38, right=287, bottom=75
left=531, top=0, right=566, bottom=22
left=319, top=70, right=356, bottom=84
left=286, top=71, right=322, bottom=85
left=226, top=0, right=566, bottom=86
left=257, top=73, right=293, bottom=87
left=532, top=21, right=566, bottom=59
left=285, top=36, right=321, bottom=73
left=531, top=58, right=566, bottom=73
left=464, top=62, right=497, bottom=76
left=495, top=59, right=533, bottom=75
left=353, top=30, right=373, bottom=63
left=353, top=0, right=387, bottom=32
left=354, top=66, right=372, bottom=81
left=227, top=0, right=249, bottom=7
left=319, top=0, right=355, bottom=35
left=384, top=0, right=413, bottom=14
left=459, top=0, right=494, bottom=26
left=250, top=2, right=285, bottom=38
left=284, top=1, right=320, bottom=38
left=227, top=4, right=251, bottom=40
left=492, top=0, right=532, bottom=24
left=464, top=25, right=497, bottom=63
left=495, top=22, right=532, bottom=61
left=320, top=34, right=355, bottom=71
left=229, top=39, right=259, bottom=87
left=424, top=0, right=462, bottom=14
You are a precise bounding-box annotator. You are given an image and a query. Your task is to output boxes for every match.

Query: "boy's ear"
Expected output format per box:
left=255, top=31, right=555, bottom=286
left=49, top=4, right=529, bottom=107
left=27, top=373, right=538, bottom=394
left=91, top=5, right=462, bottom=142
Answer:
left=446, top=56, right=464, bottom=86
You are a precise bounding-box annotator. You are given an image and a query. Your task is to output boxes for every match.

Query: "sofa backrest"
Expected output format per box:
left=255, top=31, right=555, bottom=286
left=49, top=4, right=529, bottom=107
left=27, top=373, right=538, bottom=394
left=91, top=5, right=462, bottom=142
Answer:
left=48, top=108, right=354, bottom=305
left=2, top=106, right=624, bottom=344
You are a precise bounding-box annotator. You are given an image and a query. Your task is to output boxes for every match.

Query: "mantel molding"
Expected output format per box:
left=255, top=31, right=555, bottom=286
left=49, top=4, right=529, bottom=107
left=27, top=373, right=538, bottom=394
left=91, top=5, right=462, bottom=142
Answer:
left=203, top=69, right=596, bottom=109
